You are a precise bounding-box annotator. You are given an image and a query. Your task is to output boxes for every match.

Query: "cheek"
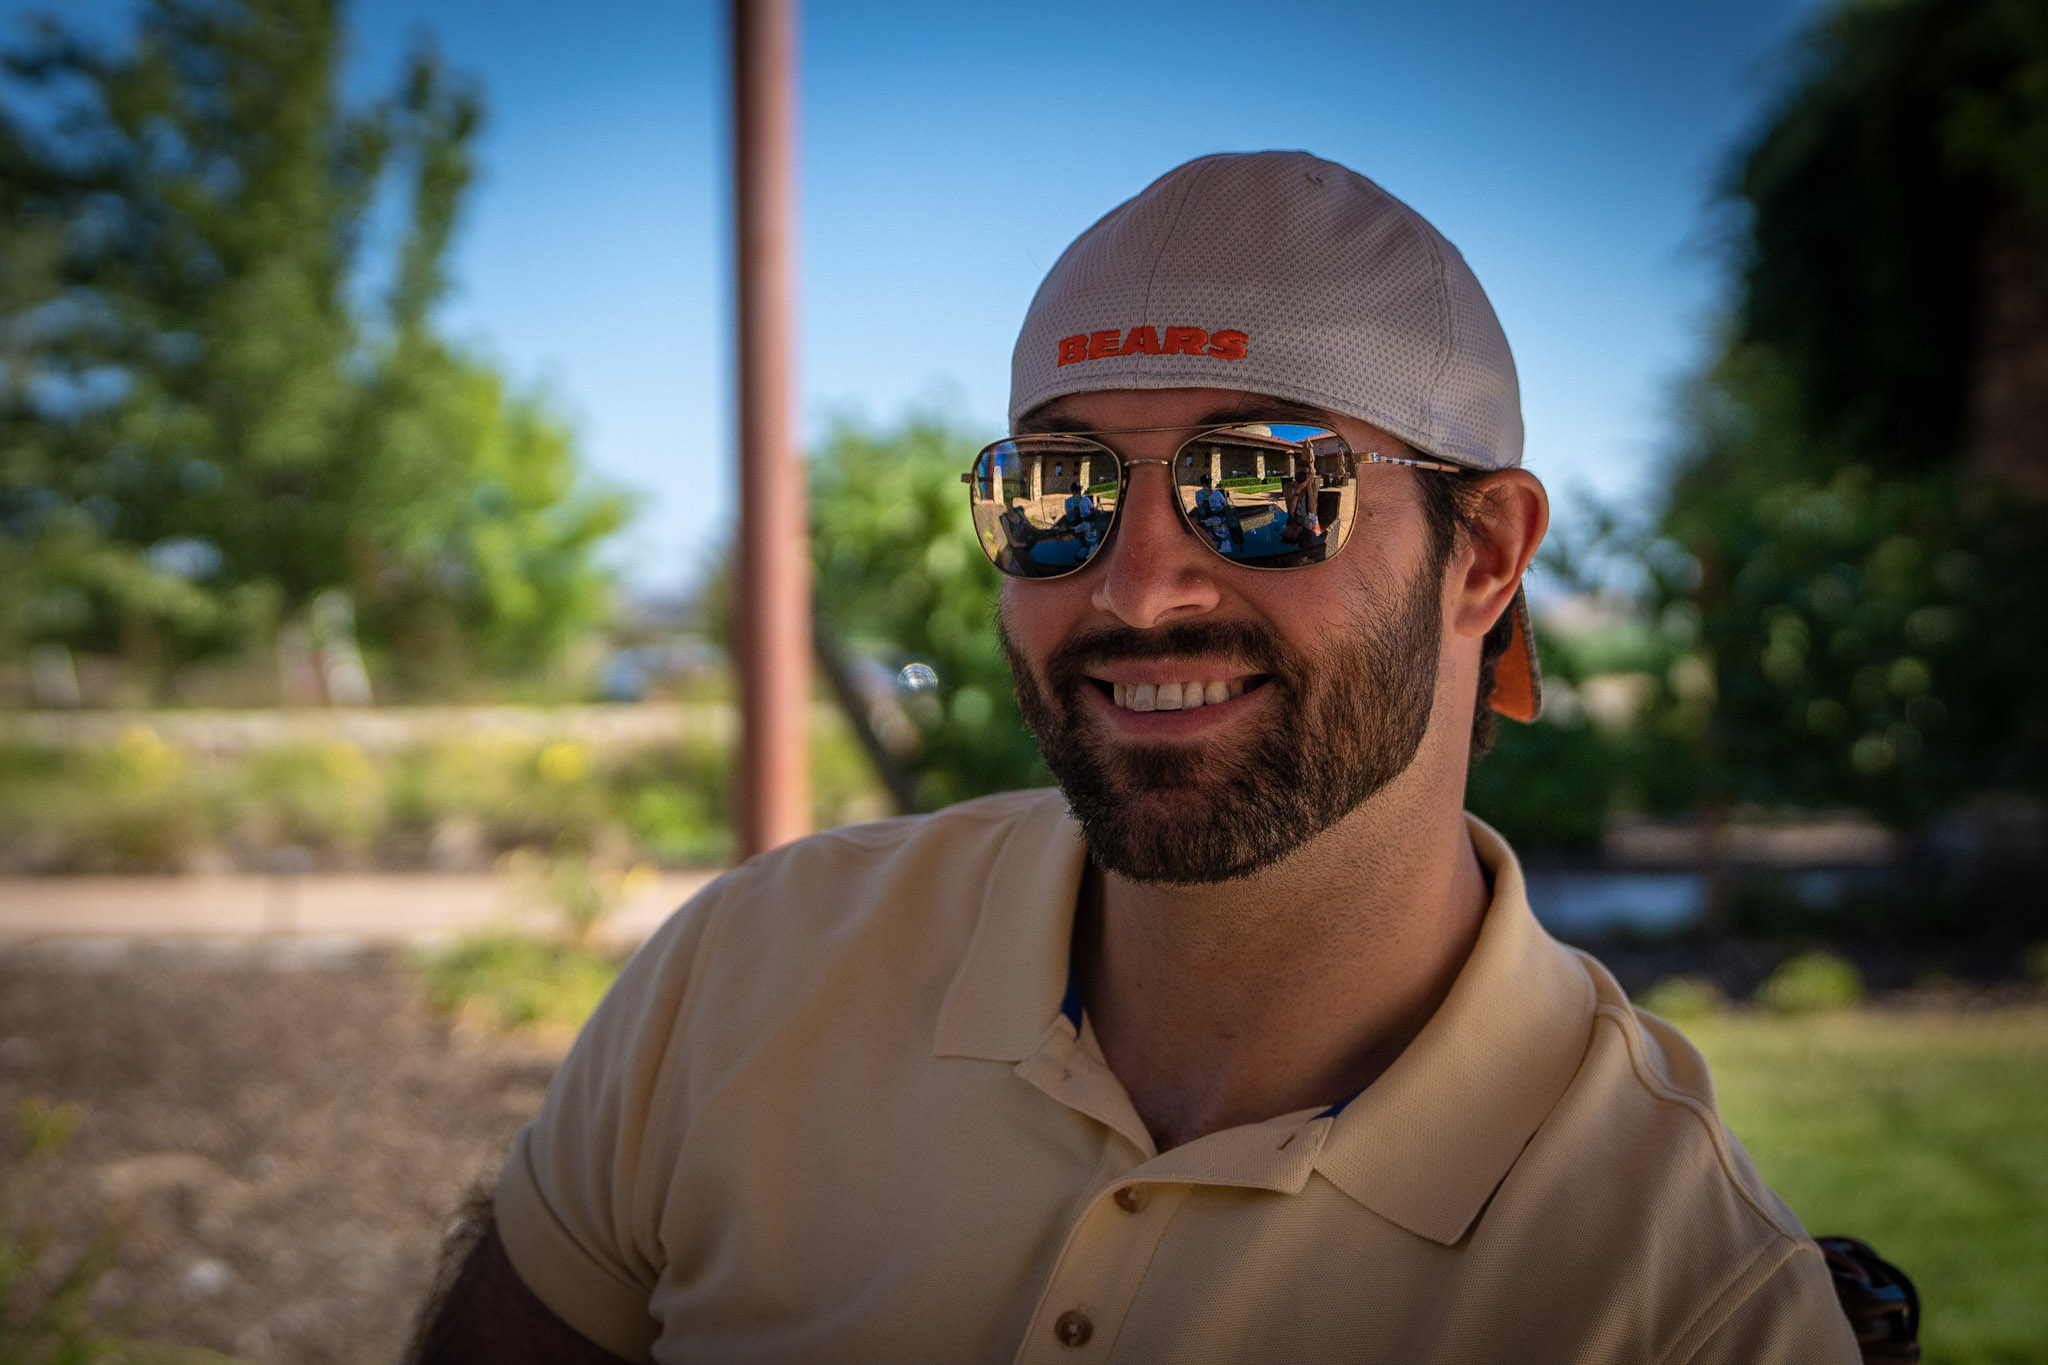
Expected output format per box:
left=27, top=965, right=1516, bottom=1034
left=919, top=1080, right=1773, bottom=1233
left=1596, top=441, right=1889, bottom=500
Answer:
left=1339, top=495, right=1438, bottom=598
left=998, top=580, right=1087, bottom=670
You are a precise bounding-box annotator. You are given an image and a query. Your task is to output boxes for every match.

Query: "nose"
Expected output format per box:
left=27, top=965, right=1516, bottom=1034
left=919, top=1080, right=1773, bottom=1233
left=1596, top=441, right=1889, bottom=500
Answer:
left=1089, top=462, right=1221, bottom=629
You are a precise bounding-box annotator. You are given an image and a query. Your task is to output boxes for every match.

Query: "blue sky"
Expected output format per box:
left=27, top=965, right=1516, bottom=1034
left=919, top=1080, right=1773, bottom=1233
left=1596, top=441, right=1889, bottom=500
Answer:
left=15, top=0, right=1827, bottom=592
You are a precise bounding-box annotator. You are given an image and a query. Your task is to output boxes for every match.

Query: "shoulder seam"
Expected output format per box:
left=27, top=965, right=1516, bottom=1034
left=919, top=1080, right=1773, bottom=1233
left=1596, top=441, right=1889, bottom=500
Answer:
left=1658, top=1233, right=1811, bottom=1365
left=1592, top=1001, right=1808, bottom=1245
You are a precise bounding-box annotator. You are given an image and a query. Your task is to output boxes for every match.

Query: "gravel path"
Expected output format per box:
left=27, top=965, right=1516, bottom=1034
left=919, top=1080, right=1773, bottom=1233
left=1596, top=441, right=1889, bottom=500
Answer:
left=0, top=946, right=563, bottom=1364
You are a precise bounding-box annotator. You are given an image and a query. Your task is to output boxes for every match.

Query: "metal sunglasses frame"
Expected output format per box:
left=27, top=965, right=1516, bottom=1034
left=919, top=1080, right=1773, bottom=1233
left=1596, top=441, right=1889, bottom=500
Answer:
left=960, top=420, right=1469, bottom=580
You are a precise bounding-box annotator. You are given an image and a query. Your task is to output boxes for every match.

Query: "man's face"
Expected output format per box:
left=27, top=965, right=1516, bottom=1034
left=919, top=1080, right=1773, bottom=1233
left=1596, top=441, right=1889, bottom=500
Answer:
left=999, top=387, right=1450, bottom=884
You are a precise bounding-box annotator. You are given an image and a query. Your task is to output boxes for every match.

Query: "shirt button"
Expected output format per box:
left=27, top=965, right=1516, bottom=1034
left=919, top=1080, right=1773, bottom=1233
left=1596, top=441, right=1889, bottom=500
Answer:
left=1113, top=1185, right=1148, bottom=1213
left=1054, top=1310, right=1094, bottom=1347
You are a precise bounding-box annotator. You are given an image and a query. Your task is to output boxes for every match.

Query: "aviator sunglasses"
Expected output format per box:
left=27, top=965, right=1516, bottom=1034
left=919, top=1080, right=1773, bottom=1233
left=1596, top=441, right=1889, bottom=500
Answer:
left=963, top=419, right=1466, bottom=579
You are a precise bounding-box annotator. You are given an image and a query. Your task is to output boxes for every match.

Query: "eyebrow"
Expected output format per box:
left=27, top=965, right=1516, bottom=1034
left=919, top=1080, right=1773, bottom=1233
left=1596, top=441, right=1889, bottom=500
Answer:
left=1015, top=397, right=1338, bottom=436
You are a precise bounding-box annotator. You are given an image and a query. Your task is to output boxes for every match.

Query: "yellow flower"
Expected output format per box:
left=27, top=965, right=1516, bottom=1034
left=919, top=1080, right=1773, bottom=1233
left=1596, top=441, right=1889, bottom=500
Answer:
left=537, top=741, right=590, bottom=785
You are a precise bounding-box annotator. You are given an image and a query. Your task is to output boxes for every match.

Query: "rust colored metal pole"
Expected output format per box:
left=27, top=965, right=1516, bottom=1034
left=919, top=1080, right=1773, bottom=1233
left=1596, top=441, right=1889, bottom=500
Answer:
left=731, top=0, right=810, bottom=857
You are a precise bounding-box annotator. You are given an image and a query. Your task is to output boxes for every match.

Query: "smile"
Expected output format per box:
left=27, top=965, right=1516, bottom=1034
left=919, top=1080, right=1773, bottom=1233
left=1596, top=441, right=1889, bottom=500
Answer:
left=1098, top=675, right=1266, bottom=712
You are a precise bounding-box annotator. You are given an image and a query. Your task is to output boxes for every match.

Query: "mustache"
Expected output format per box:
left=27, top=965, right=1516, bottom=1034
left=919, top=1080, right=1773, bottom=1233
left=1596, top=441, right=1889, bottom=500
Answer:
left=1042, top=619, right=1293, bottom=695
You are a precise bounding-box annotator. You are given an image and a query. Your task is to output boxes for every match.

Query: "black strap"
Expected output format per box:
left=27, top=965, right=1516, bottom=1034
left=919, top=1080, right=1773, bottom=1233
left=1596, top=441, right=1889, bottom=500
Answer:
left=1815, top=1235, right=1920, bottom=1365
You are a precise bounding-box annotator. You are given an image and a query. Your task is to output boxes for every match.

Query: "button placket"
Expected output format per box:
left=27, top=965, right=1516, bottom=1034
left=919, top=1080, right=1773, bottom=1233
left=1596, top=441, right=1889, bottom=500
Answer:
left=1012, top=1181, right=1188, bottom=1365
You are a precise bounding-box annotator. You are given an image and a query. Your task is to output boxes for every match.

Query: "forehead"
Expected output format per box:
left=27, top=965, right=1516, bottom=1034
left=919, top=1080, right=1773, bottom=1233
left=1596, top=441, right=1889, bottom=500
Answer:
left=1020, top=386, right=1413, bottom=457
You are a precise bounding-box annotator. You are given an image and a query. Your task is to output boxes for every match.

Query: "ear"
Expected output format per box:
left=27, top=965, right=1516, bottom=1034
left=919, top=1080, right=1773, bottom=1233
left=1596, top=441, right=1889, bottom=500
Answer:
left=1449, top=469, right=1547, bottom=641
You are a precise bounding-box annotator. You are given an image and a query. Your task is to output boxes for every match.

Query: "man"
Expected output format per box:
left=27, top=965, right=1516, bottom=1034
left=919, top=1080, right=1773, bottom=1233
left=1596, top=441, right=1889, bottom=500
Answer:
left=1282, top=457, right=1323, bottom=547
left=1191, top=473, right=1236, bottom=554
left=1064, top=478, right=1097, bottom=525
left=411, top=152, right=1861, bottom=1364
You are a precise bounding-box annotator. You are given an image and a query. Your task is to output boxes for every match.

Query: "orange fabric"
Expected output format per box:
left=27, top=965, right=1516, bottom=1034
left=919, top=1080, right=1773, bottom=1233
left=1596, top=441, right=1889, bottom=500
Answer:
left=1488, top=585, right=1542, bottom=723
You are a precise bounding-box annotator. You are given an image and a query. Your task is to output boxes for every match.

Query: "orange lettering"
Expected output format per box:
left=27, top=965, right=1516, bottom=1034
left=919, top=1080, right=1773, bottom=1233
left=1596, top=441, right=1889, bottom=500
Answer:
left=1121, top=325, right=1161, bottom=355
left=1056, top=334, right=1089, bottom=366
left=1206, top=329, right=1249, bottom=360
left=1087, top=329, right=1122, bottom=360
left=1163, top=326, right=1208, bottom=356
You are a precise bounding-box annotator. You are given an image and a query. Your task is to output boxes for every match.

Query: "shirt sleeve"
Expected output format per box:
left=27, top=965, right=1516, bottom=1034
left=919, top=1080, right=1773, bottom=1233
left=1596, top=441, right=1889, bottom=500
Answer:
left=1669, top=1238, right=1863, bottom=1365
left=492, top=876, right=730, bottom=1363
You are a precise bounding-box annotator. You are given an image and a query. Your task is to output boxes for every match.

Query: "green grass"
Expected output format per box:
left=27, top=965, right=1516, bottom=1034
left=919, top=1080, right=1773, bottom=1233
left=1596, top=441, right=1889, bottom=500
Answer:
left=411, top=932, right=624, bottom=1039
left=1688, top=1008, right=2048, bottom=1365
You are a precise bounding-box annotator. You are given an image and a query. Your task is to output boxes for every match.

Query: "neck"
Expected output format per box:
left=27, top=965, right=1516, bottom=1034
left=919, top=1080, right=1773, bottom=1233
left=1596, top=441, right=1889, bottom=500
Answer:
left=1081, top=726, right=1490, bottom=1152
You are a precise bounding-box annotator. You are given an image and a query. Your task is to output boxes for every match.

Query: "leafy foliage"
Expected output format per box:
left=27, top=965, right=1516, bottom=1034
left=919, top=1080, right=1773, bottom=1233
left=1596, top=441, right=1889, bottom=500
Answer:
left=412, top=933, right=623, bottom=1038
left=1753, top=949, right=1866, bottom=1013
left=809, top=410, right=1050, bottom=808
left=1467, top=586, right=1703, bottom=853
left=1650, top=0, right=2048, bottom=823
left=1733, top=0, right=2048, bottom=470
left=0, top=0, right=627, bottom=695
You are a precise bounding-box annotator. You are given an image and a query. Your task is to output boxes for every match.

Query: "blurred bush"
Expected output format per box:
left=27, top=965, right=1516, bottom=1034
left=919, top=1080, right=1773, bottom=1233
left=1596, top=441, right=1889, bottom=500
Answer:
left=1755, top=950, right=1866, bottom=1014
left=233, top=743, right=387, bottom=856
left=0, top=720, right=880, bottom=873
left=808, top=410, right=1051, bottom=809
left=1468, top=0, right=2048, bottom=933
left=1635, top=976, right=1729, bottom=1021
left=1645, top=0, right=2048, bottom=827
left=412, top=932, right=622, bottom=1038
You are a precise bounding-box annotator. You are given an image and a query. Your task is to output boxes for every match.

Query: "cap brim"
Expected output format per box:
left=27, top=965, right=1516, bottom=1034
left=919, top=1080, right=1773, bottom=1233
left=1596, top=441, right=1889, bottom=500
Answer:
left=1488, top=585, right=1543, bottom=723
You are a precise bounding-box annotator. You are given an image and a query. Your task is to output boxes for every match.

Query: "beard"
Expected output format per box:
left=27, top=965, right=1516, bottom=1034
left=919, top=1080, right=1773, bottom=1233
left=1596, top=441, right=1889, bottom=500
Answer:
left=1001, top=563, right=1444, bottom=885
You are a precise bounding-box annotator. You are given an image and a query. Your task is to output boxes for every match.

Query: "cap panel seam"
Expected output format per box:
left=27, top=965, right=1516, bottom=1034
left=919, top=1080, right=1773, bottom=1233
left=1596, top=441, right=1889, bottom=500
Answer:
left=1420, top=228, right=1458, bottom=447
left=1137, top=157, right=1215, bottom=323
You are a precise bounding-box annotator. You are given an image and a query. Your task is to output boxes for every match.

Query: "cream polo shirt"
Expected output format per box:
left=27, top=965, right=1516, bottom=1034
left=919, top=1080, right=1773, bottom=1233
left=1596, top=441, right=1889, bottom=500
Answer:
left=495, top=788, right=1859, bottom=1365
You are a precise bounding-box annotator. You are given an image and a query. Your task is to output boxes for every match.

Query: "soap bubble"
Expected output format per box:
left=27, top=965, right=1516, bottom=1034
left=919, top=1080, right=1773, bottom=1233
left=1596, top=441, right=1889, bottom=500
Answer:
left=896, top=662, right=939, bottom=694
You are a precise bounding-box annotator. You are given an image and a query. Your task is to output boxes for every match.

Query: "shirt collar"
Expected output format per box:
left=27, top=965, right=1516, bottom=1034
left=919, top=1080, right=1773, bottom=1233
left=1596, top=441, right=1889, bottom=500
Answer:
left=1309, top=817, right=1597, bottom=1245
left=933, top=795, right=1596, bottom=1247
left=932, top=789, right=1088, bottom=1062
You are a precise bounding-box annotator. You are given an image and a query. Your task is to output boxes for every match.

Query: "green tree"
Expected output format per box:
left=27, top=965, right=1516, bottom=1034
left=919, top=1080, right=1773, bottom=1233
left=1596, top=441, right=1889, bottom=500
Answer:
left=0, top=0, right=626, bottom=696
left=809, top=410, right=1049, bottom=809
left=1652, top=0, right=2048, bottom=827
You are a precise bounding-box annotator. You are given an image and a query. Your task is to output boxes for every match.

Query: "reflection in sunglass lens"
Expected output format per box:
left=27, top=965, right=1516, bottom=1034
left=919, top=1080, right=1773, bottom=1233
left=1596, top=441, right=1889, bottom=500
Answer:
left=1173, top=424, right=1353, bottom=569
left=967, top=438, right=1121, bottom=579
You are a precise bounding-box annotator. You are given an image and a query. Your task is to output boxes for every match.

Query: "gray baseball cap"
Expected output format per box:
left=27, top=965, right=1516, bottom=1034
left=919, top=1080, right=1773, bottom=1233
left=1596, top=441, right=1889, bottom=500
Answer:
left=1007, top=150, right=1541, bottom=721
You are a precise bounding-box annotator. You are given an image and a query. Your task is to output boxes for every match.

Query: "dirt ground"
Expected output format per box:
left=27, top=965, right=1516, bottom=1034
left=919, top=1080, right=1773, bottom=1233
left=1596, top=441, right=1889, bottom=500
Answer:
left=0, top=944, right=565, bottom=1365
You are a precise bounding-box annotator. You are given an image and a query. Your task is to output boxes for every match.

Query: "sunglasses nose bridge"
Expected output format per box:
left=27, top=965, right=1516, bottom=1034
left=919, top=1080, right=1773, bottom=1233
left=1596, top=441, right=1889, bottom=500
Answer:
left=1100, top=458, right=1210, bottom=563
left=1113, top=457, right=1186, bottom=532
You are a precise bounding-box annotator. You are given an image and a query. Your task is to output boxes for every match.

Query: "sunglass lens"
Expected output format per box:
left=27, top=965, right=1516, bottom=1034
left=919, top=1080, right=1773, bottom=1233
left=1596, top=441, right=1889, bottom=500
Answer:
left=968, top=440, right=1119, bottom=578
left=1174, top=423, right=1351, bottom=568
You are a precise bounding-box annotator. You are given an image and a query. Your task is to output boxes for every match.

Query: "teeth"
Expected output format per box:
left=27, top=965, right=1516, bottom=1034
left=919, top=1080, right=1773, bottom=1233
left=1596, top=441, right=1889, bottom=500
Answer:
left=1108, top=678, right=1249, bottom=710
